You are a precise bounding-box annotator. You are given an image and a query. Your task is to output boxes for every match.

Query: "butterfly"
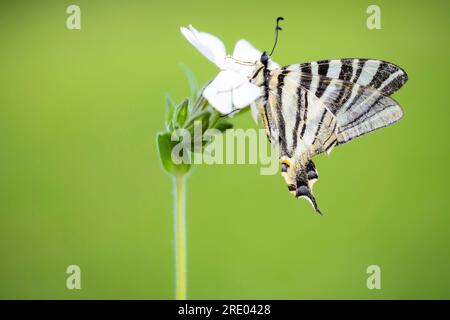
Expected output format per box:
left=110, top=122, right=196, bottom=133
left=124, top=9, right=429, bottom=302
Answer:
left=181, top=19, right=408, bottom=213
left=250, top=55, right=407, bottom=213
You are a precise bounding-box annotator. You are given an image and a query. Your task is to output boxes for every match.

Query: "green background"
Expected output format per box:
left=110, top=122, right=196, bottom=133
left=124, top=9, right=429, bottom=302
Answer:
left=1, top=0, right=449, bottom=299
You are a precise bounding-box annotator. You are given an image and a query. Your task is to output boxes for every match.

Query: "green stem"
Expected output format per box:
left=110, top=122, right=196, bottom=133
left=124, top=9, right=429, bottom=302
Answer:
left=174, top=174, right=187, bottom=300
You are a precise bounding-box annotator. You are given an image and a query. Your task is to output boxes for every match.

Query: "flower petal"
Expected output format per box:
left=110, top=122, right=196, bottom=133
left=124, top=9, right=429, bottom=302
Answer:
left=250, top=102, right=259, bottom=123
left=233, top=39, right=279, bottom=69
left=222, top=57, right=255, bottom=78
left=203, top=71, right=261, bottom=114
left=232, top=39, right=261, bottom=63
left=203, top=71, right=240, bottom=113
left=232, top=82, right=261, bottom=110
left=180, top=25, right=226, bottom=67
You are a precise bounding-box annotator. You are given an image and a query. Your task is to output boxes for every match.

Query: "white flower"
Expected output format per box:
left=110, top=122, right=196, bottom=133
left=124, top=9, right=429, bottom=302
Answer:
left=180, top=25, right=279, bottom=115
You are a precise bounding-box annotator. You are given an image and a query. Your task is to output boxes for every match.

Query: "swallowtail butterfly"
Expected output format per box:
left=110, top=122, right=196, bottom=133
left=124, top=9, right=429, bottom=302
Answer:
left=249, top=18, right=408, bottom=213
left=194, top=18, right=408, bottom=213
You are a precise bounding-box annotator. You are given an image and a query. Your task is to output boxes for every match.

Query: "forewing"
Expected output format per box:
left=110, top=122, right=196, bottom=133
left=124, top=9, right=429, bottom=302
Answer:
left=287, top=59, right=408, bottom=96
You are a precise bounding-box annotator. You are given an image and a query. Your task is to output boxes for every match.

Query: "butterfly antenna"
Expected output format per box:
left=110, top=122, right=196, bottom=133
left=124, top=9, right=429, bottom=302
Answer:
left=269, top=17, right=284, bottom=56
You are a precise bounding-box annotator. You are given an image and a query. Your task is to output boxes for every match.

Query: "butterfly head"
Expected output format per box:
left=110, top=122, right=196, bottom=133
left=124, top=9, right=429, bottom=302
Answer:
left=260, top=51, right=269, bottom=68
left=280, top=157, right=322, bottom=214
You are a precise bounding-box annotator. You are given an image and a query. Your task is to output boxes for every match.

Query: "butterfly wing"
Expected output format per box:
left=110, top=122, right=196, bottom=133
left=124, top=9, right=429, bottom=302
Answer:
left=260, top=64, right=406, bottom=213
left=283, top=72, right=404, bottom=146
left=261, top=69, right=339, bottom=213
left=291, top=59, right=408, bottom=96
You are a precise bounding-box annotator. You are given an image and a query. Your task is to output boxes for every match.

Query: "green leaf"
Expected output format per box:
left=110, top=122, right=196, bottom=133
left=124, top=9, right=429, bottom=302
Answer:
left=157, top=132, right=174, bottom=173
left=201, top=112, right=212, bottom=132
left=164, top=94, right=175, bottom=131
left=157, top=132, right=191, bottom=176
left=180, top=64, right=199, bottom=100
left=185, top=110, right=211, bottom=133
left=215, top=121, right=233, bottom=132
left=173, top=98, right=189, bottom=129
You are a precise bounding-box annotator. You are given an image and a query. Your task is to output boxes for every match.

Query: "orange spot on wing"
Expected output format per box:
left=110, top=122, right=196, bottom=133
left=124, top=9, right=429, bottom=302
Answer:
left=280, top=159, right=292, bottom=167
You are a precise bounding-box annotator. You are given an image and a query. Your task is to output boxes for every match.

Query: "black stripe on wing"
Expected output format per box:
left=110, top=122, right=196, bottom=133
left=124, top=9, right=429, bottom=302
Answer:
left=288, top=59, right=408, bottom=96
left=281, top=73, right=404, bottom=148
left=316, top=75, right=403, bottom=145
left=276, top=69, right=289, bottom=155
